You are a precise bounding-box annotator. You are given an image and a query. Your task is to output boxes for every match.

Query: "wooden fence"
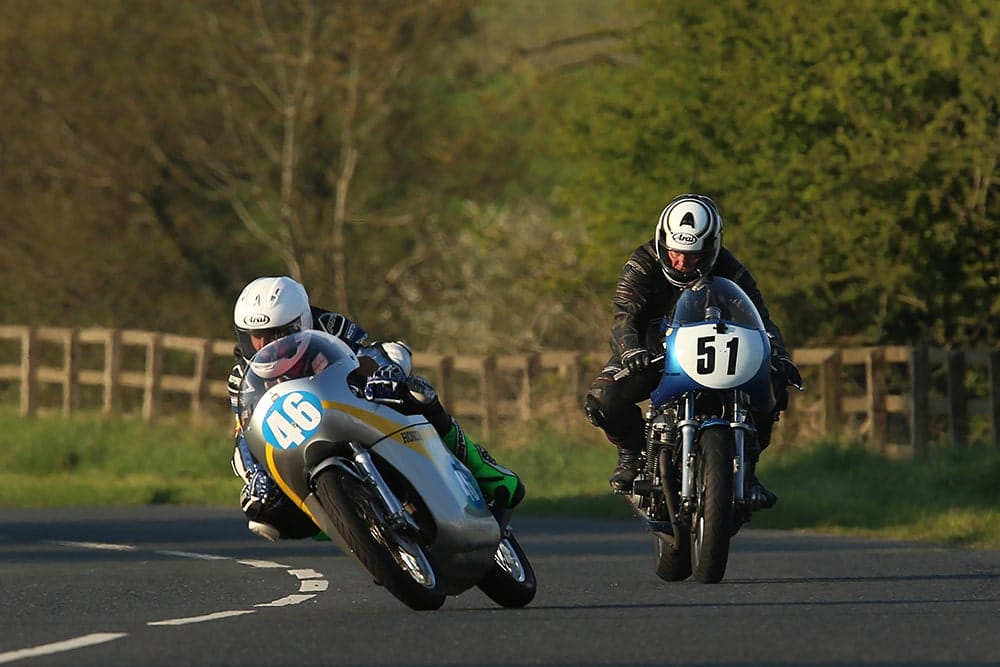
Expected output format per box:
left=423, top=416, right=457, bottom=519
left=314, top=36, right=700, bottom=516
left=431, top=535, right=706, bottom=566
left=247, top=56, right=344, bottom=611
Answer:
left=1, top=325, right=998, bottom=454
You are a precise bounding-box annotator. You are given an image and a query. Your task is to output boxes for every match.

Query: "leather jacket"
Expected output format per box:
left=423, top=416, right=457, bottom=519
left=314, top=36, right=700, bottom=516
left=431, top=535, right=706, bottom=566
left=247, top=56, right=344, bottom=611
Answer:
left=609, top=242, right=787, bottom=357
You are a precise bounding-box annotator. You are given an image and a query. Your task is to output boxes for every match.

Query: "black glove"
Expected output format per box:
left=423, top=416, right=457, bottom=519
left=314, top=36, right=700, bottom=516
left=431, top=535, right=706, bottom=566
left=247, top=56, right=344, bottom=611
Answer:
left=364, top=363, right=407, bottom=400
left=621, top=348, right=652, bottom=375
left=771, top=352, right=802, bottom=389
left=239, top=464, right=278, bottom=519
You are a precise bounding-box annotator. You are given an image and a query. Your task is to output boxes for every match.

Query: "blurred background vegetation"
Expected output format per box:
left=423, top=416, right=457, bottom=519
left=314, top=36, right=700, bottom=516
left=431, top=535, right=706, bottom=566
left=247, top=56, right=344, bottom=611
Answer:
left=1, top=0, right=997, bottom=355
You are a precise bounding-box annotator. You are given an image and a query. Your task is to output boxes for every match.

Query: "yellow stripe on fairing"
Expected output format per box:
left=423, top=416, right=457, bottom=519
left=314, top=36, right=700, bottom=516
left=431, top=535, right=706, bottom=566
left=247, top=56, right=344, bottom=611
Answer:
left=321, top=401, right=434, bottom=459
left=266, top=446, right=318, bottom=523
left=322, top=400, right=406, bottom=433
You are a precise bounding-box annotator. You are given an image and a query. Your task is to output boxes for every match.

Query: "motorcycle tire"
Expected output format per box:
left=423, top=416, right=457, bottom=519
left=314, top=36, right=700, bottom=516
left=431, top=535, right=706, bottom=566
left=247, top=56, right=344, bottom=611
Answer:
left=691, top=426, right=735, bottom=584
left=476, top=530, right=536, bottom=608
left=313, top=467, right=446, bottom=611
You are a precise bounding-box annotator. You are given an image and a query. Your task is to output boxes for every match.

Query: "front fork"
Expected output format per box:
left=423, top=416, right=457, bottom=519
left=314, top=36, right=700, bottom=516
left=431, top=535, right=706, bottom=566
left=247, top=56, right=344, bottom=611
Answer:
left=312, top=442, right=421, bottom=535
left=676, top=391, right=754, bottom=511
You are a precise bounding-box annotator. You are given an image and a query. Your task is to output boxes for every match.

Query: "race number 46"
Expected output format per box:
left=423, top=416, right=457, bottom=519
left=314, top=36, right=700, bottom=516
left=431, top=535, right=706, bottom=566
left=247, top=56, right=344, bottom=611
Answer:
left=263, top=391, right=323, bottom=450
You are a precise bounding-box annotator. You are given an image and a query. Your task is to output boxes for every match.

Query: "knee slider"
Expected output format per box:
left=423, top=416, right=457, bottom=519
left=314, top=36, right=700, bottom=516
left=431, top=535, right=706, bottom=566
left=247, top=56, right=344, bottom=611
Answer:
left=585, top=394, right=608, bottom=429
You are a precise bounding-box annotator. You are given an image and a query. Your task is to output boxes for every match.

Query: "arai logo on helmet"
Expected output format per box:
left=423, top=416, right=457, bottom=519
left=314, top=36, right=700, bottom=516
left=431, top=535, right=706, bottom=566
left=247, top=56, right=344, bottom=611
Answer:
left=671, top=232, right=698, bottom=245
left=244, top=313, right=271, bottom=326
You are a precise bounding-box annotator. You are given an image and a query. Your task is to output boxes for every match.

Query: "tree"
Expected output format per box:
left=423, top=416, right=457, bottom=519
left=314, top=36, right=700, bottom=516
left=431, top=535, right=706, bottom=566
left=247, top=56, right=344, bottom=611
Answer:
left=553, top=0, right=1000, bottom=347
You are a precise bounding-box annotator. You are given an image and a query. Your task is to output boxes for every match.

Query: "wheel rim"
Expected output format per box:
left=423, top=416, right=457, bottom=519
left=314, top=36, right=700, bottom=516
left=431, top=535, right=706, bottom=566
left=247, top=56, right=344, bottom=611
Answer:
left=692, top=473, right=707, bottom=567
left=494, top=538, right=527, bottom=583
left=346, top=481, right=437, bottom=589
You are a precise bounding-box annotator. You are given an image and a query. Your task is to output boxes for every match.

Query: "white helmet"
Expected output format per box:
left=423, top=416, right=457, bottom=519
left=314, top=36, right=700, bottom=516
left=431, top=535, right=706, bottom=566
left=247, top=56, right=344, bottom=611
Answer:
left=233, top=276, right=314, bottom=359
left=654, top=193, right=723, bottom=287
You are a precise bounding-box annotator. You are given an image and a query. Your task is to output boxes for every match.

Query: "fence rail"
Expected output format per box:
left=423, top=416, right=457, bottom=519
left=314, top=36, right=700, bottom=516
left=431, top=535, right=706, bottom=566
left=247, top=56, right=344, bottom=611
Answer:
left=1, top=325, right=997, bottom=454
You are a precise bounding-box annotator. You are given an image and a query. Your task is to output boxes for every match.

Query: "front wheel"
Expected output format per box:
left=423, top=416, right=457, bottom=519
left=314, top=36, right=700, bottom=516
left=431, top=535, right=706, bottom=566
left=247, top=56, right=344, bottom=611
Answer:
left=690, top=426, right=735, bottom=584
left=313, top=467, right=445, bottom=610
left=477, top=530, right=536, bottom=608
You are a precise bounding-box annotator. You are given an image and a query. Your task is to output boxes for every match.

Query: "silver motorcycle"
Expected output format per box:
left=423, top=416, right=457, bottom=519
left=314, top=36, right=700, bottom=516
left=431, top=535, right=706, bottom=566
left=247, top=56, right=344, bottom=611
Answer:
left=237, top=330, right=536, bottom=610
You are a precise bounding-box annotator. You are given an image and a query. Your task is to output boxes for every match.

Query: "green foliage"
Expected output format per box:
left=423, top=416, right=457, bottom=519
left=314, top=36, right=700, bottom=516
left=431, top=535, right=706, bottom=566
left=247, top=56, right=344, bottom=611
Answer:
left=0, top=0, right=997, bottom=352
left=555, top=0, right=1000, bottom=347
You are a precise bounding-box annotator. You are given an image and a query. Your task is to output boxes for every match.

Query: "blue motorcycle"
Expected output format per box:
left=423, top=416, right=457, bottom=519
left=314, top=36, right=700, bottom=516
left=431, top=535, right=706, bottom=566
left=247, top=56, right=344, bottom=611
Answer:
left=618, top=277, right=776, bottom=583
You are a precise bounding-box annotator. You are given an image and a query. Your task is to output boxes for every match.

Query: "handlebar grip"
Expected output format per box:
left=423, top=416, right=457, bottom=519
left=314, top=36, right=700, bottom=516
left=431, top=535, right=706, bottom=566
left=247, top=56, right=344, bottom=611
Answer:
left=612, top=354, right=665, bottom=381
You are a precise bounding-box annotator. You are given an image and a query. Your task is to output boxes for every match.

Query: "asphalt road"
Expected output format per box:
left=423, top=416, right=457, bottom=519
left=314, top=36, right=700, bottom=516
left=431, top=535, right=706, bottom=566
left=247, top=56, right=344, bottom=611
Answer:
left=2, top=507, right=999, bottom=666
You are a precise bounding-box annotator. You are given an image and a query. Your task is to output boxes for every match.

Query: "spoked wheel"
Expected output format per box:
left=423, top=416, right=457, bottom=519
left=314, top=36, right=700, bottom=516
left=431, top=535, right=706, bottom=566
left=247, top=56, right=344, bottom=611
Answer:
left=690, top=426, right=735, bottom=584
left=314, top=467, right=445, bottom=610
left=477, top=530, right=537, bottom=608
left=653, top=529, right=692, bottom=582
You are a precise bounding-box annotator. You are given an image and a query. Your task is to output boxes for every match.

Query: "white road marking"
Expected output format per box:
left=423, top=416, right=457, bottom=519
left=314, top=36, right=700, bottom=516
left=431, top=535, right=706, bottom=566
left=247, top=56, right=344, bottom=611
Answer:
left=299, top=579, right=329, bottom=593
left=47, top=540, right=136, bottom=551
left=156, top=550, right=230, bottom=560
left=0, top=633, right=127, bottom=664
left=237, top=559, right=290, bottom=569
left=147, top=610, right=256, bottom=626
left=3, top=537, right=331, bottom=663
left=255, top=594, right=317, bottom=607
left=289, top=568, right=324, bottom=579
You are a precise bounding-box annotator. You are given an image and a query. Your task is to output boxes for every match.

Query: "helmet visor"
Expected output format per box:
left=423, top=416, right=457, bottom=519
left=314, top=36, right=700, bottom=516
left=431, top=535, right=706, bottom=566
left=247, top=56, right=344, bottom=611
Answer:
left=659, top=244, right=708, bottom=268
left=236, top=318, right=304, bottom=360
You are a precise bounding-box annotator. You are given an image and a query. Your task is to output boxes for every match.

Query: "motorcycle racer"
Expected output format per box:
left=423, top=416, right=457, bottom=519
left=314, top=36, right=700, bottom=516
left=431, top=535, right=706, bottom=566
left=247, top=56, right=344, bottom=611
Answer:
left=229, top=275, right=524, bottom=541
left=583, top=194, right=801, bottom=505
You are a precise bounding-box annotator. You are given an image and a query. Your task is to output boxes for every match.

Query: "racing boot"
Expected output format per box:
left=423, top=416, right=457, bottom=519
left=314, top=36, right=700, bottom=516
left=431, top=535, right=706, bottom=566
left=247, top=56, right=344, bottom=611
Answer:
left=746, top=458, right=778, bottom=509
left=748, top=417, right=778, bottom=509
left=443, top=419, right=525, bottom=510
left=609, top=446, right=641, bottom=493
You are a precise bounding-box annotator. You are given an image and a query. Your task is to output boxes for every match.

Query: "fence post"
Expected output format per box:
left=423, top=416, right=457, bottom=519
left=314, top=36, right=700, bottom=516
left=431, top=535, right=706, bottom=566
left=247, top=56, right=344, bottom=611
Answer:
left=990, top=350, right=1000, bottom=450
left=866, top=348, right=887, bottom=452
left=946, top=350, right=968, bottom=447
left=437, top=356, right=455, bottom=411
left=909, top=346, right=929, bottom=458
left=142, top=333, right=164, bottom=422
left=191, top=339, right=213, bottom=416
left=63, top=328, right=80, bottom=415
left=820, top=350, right=842, bottom=434
left=482, top=355, right=498, bottom=441
left=519, top=353, right=541, bottom=420
left=20, top=327, right=37, bottom=416
left=103, top=329, right=121, bottom=414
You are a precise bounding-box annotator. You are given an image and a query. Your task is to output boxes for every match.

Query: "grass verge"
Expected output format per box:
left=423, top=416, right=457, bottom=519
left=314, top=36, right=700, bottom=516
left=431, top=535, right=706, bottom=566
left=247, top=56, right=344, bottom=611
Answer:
left=2, top=411, right=998, bottom=549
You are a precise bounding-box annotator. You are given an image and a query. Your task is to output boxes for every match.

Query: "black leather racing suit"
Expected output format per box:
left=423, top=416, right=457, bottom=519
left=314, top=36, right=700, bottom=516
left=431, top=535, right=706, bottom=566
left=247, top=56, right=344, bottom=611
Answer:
left=584, top=242, right=789, bottom=456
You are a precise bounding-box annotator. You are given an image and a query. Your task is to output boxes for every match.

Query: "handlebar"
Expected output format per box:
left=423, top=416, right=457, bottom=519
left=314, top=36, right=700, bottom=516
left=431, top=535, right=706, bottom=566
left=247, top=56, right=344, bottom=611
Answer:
left=368, top=396, right=405, bottom=406
left=612, top=354, right=665, bottom=381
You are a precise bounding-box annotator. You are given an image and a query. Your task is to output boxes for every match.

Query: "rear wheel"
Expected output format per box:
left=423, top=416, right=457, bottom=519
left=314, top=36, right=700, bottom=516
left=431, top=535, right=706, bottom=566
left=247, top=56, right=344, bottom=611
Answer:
left=477, top=530, right=536, bottom=608
left=314, top=467, right=445, bottom=610
left=691, top=427, right=735, bottom=584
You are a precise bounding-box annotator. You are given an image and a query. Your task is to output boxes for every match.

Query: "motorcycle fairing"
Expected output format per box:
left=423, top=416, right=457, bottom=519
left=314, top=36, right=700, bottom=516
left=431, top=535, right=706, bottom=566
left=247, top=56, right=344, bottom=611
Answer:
left=651, top=322, right=773, bottom=410
left=650, top=277, right=775, bottom=412
left=240, top=330, right=499, bottom=577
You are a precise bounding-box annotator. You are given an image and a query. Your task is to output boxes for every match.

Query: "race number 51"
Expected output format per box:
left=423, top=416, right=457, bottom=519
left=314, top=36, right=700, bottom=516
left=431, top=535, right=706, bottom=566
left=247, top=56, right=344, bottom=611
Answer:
left=696, top=335, right=740, bottom=375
